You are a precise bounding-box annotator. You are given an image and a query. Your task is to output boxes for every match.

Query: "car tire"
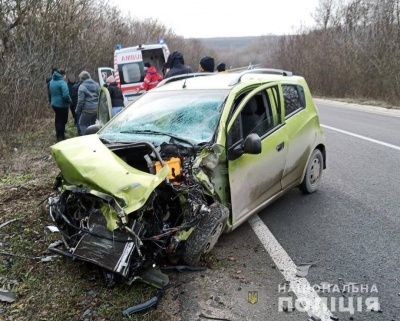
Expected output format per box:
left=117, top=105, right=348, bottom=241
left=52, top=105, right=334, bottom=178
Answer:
left=299, top=149, right=323, bottom=194
left=182, top=203, right=229, bottom=266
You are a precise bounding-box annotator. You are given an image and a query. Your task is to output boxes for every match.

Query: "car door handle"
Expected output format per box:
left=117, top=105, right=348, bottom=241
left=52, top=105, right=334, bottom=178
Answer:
left=276, top=142, right=285, bottom=152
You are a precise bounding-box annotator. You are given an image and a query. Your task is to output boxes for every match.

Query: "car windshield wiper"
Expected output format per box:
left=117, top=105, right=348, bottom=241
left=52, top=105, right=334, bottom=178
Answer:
left=99, top=137, right=135, bottom=145
left=99, top=137, right=112, bottom=144
left=120, top=129, right=195, bottom=147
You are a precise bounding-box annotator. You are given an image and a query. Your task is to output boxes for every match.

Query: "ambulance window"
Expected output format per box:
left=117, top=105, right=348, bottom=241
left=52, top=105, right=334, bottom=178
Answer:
left=121, top=63, right=141, bottom=83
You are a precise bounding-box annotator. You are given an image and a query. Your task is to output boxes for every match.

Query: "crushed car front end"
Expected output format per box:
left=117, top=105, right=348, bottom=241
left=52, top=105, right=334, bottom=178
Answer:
left=48, top=87, right=231, bottom=285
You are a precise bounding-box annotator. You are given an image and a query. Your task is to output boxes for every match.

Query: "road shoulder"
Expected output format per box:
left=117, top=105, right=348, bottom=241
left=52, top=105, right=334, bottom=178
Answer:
left=159, top=223, right=307, bottom=321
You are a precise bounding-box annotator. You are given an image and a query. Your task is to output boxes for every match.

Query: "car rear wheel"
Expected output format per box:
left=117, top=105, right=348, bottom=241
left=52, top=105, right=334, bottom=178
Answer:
left=182, top=203, right=229, bottom=266
left=299, top=149, right=323, bottom=194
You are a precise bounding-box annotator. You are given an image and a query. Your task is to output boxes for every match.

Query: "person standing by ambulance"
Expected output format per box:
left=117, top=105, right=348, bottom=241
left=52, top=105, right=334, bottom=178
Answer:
left=164, top=51, right=193, bottom=79
left=75, top=71, right=100, bottom=135
left=138, top=62, right=163, bottom=91
left=106, top=75, right=124, bottom=116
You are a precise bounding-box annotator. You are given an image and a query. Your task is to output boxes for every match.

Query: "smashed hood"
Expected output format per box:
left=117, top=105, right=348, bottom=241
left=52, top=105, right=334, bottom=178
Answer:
left=50, top=135, right=169, bottom=214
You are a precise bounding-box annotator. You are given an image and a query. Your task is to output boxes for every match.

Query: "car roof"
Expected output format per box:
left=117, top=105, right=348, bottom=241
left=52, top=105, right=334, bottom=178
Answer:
left=155, top=69, right=305, bottom=92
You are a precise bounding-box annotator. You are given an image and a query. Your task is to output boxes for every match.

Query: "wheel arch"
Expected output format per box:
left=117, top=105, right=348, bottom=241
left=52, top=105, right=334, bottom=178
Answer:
left=299, top=143, right=326, bottom=186
left=316, top=143, right=327, bottom=169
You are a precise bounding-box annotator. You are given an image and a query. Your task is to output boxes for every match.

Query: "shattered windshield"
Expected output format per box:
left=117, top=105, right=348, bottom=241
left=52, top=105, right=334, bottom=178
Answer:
left=99, top=89, right=228, bottom=146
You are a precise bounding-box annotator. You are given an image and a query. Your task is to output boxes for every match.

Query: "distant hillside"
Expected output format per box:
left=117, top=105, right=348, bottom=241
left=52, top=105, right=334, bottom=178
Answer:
left=199, top=36, right=280, bottom=49
left=199, top=37, right=259, bottom=48
left=188, top=36, right=282, bottom=69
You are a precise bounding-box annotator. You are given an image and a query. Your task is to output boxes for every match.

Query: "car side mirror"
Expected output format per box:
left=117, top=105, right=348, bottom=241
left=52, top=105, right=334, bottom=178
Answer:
left=227, top=133, right=261, bottom=161
left=85, top=124, right=102, bottom=135
left=243, top=133, right=261, bottom=154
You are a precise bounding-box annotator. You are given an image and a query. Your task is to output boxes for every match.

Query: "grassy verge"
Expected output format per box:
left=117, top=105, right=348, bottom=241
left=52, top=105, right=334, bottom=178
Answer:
left=0, top=117, right=167, bottom=321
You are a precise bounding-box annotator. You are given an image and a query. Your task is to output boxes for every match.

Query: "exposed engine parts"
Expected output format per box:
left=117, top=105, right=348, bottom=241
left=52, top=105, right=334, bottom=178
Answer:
left=48, top=142, right=228, bottom=286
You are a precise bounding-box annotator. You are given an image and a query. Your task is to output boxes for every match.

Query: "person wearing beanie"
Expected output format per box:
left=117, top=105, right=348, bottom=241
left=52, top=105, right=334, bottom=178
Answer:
left=199, top=56, right=215, bottom=72
left=217, top=63, right=226, bottom=72
left=75, top=71, right=100, bottom=135
left=138, top=62, right=163, bottom=92
left=164, top=51, right=193, bottom=79
left=49, top=69, right=72, bottom=141
left=106, top=75, right=124, bottom=116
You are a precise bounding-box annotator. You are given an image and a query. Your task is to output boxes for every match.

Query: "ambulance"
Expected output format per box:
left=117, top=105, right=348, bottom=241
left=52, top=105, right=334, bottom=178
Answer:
left=98, top=41, right=170, bottom=106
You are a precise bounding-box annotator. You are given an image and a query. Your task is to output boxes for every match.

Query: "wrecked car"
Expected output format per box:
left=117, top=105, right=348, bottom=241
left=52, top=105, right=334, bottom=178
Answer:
left=48, top=69, right=326, bottom=286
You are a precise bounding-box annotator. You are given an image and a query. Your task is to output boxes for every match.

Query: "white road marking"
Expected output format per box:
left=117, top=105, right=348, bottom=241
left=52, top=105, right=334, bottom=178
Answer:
left=321, top=124, right=400, bottom=151
left=248, top=214, right=334, bottom=320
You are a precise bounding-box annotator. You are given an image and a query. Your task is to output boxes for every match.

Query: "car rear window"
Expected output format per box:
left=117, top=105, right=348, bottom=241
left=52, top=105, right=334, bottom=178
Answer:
left=282, top=85, right=305, bottom=118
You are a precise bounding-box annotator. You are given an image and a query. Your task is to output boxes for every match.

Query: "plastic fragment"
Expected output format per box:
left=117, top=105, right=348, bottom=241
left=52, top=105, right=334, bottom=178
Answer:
left=296, top=262, right=317, bottom=277
left=122, top=290, right=163, bottom=316
left=0, top=289, right=17, bottom=303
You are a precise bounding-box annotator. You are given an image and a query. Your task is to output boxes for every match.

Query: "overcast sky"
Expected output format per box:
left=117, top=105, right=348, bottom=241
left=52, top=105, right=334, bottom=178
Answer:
left=112, top=0, right=321, bottom=38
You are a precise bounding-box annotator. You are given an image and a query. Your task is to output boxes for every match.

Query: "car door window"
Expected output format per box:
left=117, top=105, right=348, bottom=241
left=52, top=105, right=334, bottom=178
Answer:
left=227, top=85, right=282, bottom=148
left=282, top=84, right=305, bottom=118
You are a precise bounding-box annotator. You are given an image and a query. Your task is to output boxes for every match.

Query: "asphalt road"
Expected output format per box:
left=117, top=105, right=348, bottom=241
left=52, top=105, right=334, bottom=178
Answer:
left=260, top=98, right=400, bottom=320
left=176, top=98, right=400, bottom=321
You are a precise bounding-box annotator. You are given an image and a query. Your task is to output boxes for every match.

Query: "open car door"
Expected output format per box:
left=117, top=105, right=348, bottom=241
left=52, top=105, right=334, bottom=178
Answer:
left=97, top=86, right=112, bottom=126
left=98, top=67, right=114, bottom=87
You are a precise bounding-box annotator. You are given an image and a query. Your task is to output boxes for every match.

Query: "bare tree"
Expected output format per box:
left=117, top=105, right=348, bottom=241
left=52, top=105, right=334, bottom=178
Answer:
left=2, top=0, right=400, bottom=135
left=269, top=0, right=400, bottom=105
left=312, top=0, right=341, bottom=29
left=0, top=0, right=195, bottom=133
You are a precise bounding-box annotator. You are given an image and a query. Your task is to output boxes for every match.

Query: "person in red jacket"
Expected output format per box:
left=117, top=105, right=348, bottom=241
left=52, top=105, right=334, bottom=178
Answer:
left=138, top=62, right=163, bottom=92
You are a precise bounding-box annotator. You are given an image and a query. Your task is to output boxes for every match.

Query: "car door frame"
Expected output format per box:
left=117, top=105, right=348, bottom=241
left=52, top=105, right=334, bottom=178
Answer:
left=98, top=67, right=114, bottom=87
left=226, top=82, right=289, bottom=229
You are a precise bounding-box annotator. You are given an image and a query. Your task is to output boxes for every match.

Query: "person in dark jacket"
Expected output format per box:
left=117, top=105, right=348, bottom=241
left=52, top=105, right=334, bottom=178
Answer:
left=49, top=69, right=72, bottom=141
left=199, top=56, right=215, bottom=72
left=67, top=74, right=81, bottom=135
left=164, top=51, right=193, bottom=79
left=216, top=63, right=226, bottom=72
left=76, top=71, right=100, bottom=135
left=106, top=75, right=124, bottom=116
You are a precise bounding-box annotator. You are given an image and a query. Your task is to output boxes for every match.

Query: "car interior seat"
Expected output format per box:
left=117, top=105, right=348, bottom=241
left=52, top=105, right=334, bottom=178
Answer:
left=241, top=97, right=261, bottom=137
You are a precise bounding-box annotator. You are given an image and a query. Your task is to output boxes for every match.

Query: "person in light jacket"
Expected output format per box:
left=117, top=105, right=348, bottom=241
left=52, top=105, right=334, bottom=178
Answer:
left=75, top=71, right=100, bottom=135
